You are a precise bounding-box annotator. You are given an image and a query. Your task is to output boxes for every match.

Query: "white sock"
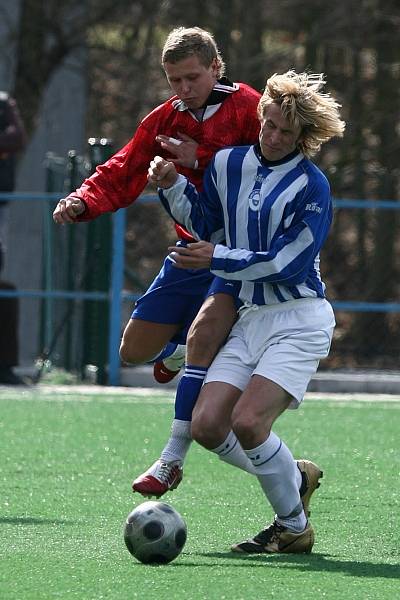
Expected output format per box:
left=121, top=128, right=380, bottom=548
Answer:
left=244, top=432, right=306, bottom=531
left=160, top=419, right=192, bottom=463
left=212, top=431, right=256, bottom=474
left=163, top=344, right=186, bottom=371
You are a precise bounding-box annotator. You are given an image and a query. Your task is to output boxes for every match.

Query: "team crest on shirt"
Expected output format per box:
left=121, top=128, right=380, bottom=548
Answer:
left=249, top=190, right=261, bottom=210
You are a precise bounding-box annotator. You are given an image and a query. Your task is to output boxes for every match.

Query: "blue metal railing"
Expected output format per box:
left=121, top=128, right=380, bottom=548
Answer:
left=1, top=192, right=400, bottom=385
left=0, top=192, right=154, bottom=385
left=332, top=198, right=400, bottom=210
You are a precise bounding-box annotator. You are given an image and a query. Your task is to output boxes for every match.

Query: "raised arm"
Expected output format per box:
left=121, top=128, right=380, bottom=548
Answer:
left=149, top=155, right=225, bottom=244
left=52, top=119, right=162, bottom=225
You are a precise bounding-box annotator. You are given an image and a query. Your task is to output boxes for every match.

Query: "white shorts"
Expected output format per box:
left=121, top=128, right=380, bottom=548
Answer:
left=205, top=298, right=335, bottom=408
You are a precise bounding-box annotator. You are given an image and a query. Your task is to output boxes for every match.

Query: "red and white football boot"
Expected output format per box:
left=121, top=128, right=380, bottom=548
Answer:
left=132, top=460, right=183, bottom=497
left=153, top=344, right=186, bottom=384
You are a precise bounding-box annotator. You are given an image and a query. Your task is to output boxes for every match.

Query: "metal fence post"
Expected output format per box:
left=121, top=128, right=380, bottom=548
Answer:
left=81, top=138, right=114, bottom=384
left=108, top=209, right=126, bottom=386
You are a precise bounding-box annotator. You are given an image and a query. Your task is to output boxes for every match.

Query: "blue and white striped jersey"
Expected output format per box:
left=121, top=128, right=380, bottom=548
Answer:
left=160, top=144, right=333, bottom=307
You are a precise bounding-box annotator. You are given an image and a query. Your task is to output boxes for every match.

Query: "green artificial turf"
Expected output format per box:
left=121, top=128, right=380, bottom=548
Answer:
left=0, top=387, right=399, bottom=599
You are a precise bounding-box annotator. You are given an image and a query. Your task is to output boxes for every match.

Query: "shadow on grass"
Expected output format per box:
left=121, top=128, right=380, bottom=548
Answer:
left=191, top=551, right=399, bottom=579
left=0, top=516, right=75, bottom=525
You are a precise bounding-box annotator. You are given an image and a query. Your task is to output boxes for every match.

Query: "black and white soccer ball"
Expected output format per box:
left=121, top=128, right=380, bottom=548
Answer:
left=123, top=501, right=187, bottom=564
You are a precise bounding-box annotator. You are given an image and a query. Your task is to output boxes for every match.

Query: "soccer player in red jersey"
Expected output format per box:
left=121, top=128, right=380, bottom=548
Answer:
left=53, top=27, right=261, bottom=495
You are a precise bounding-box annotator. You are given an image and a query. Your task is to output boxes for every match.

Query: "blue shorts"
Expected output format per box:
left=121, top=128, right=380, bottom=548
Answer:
left=207, top=277, right=242, bottom=308
left=131, top=244, right=241, bottom=345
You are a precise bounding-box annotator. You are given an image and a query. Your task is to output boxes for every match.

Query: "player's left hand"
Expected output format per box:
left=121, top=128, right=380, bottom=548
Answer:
left=156, top=132, right=198, bottom=168
left=148, top=156, right=178, bottom=188
left=168, top=241, right=214, bottom=270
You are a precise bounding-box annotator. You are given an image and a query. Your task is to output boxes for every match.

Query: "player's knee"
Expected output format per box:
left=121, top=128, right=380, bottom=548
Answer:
left=191, top=414, right=210, bottom=446
left=119, top=338, right=147, bottom=365
left=119, top=341, right=134, bottom=364
left=231, top=410, right=260, bottom=447
left=191, top=413, right=222, bottom=450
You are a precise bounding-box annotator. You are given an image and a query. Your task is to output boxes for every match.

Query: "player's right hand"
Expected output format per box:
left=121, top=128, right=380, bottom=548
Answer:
left=148, top=156, right=179, bottom=189
left=156, top=133, right=198, bottom=168
left=53, top=196, right=85, bottom=224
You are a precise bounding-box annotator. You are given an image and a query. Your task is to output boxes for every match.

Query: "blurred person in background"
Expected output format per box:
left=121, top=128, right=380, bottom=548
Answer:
left=0, top=241, right=25, bottom=384
left=0, top=91, right=27, bottom=245
left=0, top=92, right=27, bottom=385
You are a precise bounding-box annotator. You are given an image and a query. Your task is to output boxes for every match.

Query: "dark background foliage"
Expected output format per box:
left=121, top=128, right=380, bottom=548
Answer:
left=7, top=0, right=400, bottom=367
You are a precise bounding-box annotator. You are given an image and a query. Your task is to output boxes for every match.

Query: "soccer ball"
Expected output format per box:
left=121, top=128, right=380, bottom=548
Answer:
left=123, top=501, right=187, bottom=564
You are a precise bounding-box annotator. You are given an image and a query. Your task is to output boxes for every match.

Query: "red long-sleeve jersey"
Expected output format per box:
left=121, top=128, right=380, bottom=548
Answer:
left=73, top=79, right=261, bottom=239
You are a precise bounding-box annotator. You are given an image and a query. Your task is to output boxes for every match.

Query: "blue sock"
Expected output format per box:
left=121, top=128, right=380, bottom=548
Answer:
left=149, top=342, right=178, bottom=363
left=174, top=365, right=207, bottom=421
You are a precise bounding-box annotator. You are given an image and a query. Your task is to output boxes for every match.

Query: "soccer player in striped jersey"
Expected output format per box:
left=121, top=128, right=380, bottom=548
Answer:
left=148, top=70, right=345, bottom=554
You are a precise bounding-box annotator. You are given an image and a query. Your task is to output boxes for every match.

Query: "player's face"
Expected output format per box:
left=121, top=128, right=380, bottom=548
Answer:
left=164, top=55, right=219, bottom=109
left=259, top=102, right=303, bottom=161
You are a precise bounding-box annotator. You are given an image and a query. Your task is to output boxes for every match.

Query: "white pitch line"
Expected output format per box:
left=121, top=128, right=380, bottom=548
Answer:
left=0, top=385, right=173, bottom=403
left=0, top=385, right=400, bottom=404
left=305, top=392, right=400, bottom=403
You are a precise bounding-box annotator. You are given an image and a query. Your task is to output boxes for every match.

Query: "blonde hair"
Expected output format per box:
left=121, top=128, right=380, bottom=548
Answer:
left=162, top=27, right=225, bottom=78
left=258, top=70, right=345, bottom=157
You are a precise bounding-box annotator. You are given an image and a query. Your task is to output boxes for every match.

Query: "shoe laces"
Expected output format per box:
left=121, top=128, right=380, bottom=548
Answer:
left=156, top=461, right=180, bottom=485
left=254, top=521, right=286, bottom=545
